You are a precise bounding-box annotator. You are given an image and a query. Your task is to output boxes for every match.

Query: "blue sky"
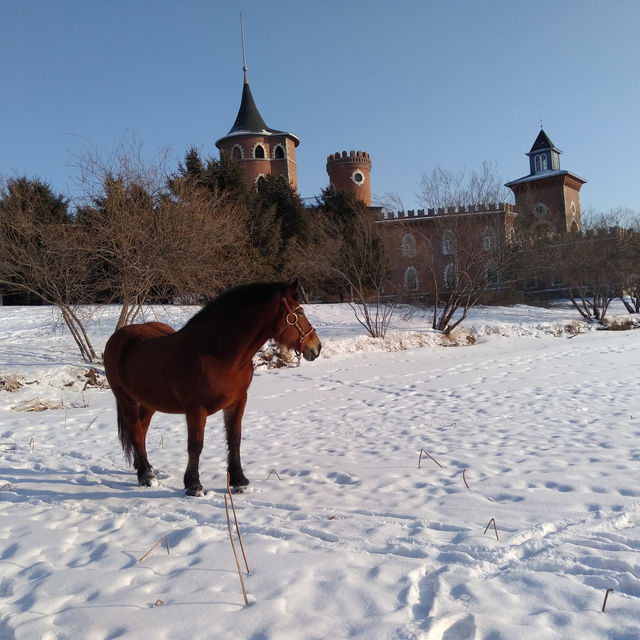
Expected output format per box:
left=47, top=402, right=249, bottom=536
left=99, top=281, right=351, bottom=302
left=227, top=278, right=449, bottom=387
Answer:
left=2, top=1, right=639, bottom=213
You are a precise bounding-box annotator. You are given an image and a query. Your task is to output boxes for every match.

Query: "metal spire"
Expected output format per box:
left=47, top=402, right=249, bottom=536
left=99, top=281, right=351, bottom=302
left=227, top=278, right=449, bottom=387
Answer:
left=240, top=13, right=248, bottom=81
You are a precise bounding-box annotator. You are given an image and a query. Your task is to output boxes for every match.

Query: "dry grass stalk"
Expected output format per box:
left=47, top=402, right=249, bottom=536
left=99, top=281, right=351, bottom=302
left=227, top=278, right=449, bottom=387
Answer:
left=418, top=448, right=444, bottom=469
left=224, top=494, right=249, bottom=606
left=266, top=469, right=282, bottom=481
left=226, top=473, right=250, bottom=574
left=29, top=437, right=35, bottom=451
left=484, top=518, right=499, bottom=541
left=85, top=416, right=97, bottom=431
left=153, top=599, right=166, bottom=607
left=463, top=469, right=470, bottom=488
left=602, top=588, right=614, bottom=613
left=138, top=535, right=170, bottom=563
left=1, top=482, right=12, bottom=490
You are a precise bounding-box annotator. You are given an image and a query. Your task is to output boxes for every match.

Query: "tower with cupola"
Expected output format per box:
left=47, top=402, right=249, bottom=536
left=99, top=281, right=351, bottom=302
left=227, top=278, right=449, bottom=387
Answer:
left=505, top=129, right=586, bottom=238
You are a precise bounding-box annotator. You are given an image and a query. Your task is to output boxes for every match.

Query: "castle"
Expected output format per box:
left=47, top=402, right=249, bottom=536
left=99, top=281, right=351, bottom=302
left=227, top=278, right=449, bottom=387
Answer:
left=216, top=63, right=586, bottom=295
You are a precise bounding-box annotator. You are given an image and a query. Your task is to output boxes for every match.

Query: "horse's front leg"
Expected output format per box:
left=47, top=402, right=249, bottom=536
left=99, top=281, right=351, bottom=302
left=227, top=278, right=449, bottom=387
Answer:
left=184, top=406, right=207, bottom=497
left=224, top=394, right=249, bottom=490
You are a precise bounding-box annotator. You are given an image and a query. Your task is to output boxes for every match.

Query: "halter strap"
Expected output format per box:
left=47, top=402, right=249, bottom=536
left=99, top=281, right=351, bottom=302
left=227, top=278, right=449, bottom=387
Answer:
left=282, top=297, right=315, bottom=355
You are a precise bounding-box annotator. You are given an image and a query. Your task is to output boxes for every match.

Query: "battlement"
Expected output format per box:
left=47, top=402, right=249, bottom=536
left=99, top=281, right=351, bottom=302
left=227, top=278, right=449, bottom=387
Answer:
left=326, top=150, right=372, bottom=168
left=378, top=202, right=517, bottom=221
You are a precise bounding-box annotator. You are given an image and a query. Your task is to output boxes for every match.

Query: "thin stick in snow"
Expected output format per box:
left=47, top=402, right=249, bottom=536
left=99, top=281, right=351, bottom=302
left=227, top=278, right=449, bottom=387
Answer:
left=224, top=494, right=249, bottom=606
left=484, top=518, right=499, bottom=541
left=602, top=588, right=614, bottom=613
left=463, top=469, right=470, bottom=488
left=138, top=535, right=170, bottom=563
left=418, top=448, right=443, bottom=469
left=266, top=469, right=282, bottom=481
left=29, top=437, right=35, bottom=451
left=226, top=473, right=250, bottom=574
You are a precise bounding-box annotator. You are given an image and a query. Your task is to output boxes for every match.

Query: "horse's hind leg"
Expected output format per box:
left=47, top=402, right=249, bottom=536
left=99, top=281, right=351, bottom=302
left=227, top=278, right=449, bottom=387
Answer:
left=117, top=396, right=157, bottom=487
left=135, top=405, right=157, bottom=485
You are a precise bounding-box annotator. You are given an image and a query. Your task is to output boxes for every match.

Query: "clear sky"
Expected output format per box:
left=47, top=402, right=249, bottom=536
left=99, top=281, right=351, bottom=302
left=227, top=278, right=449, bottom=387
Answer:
left=2, top=1, right=639, bottom=214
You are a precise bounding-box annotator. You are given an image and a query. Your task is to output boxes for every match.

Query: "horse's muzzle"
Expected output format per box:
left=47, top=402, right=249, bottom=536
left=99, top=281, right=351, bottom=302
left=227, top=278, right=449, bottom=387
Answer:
left=302, top=341, right=321, bottom=361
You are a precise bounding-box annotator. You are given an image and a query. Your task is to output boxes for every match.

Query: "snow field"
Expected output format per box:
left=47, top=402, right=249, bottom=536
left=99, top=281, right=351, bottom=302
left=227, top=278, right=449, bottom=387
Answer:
left=0, top=303, right=639, bottom=639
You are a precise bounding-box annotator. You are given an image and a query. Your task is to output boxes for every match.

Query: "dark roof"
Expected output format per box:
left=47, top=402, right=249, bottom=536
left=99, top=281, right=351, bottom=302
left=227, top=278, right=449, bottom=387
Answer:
left=505, top=170, right=587, bottom=188
left=528, top=129, right=560, bottom=155
left=215, top=73, right=299, bottom=147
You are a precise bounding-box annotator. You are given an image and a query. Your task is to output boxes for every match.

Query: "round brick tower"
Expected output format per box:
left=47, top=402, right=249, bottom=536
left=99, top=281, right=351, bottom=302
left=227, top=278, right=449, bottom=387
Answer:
left=326, top=150, right=372, bottom=206
left=216, top=69, right=299, bottom=191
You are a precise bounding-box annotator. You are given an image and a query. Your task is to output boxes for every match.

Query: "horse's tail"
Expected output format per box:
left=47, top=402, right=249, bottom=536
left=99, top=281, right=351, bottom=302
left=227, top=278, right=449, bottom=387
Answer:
left=117, top=403, right=135, bottom=467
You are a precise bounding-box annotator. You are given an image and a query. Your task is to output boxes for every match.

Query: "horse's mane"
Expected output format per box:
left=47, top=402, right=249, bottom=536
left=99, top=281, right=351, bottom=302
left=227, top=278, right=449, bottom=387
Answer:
left=183, top=281, right=288, bottom=328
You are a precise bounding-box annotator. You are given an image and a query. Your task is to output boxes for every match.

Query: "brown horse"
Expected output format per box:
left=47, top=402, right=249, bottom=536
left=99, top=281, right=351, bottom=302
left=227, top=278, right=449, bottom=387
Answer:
left=103, top=280, right=321, bottom=496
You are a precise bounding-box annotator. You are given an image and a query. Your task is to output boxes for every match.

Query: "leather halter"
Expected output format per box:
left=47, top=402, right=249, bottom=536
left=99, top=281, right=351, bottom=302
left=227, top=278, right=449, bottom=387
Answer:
left=282, top=297, right=315, bottom=356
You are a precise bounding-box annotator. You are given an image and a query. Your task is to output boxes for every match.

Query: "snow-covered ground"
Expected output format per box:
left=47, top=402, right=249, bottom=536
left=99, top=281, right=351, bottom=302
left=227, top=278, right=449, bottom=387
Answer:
left=1, top=302, right=639, bottom=640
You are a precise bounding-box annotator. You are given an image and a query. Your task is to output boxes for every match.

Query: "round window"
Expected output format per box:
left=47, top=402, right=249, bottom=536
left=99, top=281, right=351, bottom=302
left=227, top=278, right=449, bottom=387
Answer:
left=351, top=170, right=365, bottom=186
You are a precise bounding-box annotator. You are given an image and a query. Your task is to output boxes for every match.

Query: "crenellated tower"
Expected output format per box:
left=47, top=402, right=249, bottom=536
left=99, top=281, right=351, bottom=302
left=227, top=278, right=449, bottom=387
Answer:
left=326, top=150, right=372, bottom=206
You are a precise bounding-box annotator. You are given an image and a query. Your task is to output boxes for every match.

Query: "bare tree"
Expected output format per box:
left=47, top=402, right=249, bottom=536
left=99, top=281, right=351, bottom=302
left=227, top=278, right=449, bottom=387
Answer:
left=75, top=141, right=255, bottom=329
left=414, top=162, right=517, bottom=333
left=527, top=211, right=638, bottom=324
left=425, top=213, right=516, bottom=333
left=417, top=161, right=513, bottom=211
left=0, top=177, right=100, bottom=361
left=304, top=188, right=398, bottom=338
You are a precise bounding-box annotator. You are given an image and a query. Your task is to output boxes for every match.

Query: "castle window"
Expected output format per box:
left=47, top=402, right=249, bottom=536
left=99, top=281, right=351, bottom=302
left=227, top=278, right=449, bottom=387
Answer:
left=401, top=233, right=417, bottom=258
left=484, top=261, right=501, bottom=286
left=254, top=144, right=265, bottom=159
left=231, top=145, right=243, bottom=160
left=482, top=227, right=496, bottom=252
left=405, top=267, right=418, bottom=291
left=273, top=144, right=285, bottom=159
left=441, top=229, right=456, bottom=255
left=443, top=263, right=457, bottom=289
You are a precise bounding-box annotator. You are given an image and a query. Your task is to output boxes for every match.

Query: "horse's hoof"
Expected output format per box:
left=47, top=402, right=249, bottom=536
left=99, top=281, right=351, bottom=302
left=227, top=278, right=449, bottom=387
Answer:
left=186, top=486, right=205, bottom=497
left=230, top=483, right=252, bottom=494
left=138, top=470, right=158, bottom=487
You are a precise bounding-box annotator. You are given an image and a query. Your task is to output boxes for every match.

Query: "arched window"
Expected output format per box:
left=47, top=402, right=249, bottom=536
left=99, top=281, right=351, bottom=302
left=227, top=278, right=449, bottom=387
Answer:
left=231, top=145, right=243, bottom=161
left=273, top=144, right=285, bottom=159
left=482, top=226, right=496, bottom=252
left=401, top=233, right=417, bottom=258
left=541, top=154, right=547, bottom=170
left=254, top=144, right=265, bottom=159
left=441, top=229, right=456, bottom=255
left=443, top=263, right=456, bottom=289
left=405, top=267, right=418, bottom=291
left=535, top=155, right=541, bottom=172
left=484, top=261, right=500, bottom=286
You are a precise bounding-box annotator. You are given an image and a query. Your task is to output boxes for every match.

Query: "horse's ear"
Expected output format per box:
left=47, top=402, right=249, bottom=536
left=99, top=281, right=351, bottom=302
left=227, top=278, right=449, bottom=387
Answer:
left=286, top=277, right=304, bottom=302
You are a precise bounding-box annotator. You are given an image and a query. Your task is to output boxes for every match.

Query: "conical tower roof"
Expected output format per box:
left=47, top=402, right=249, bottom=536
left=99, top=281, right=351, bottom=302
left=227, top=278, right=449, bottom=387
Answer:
left=216, top=71, right=299, bottom=147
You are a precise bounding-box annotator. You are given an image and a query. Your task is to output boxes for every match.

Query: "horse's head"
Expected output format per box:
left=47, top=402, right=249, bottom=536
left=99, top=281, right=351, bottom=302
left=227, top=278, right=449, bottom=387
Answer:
left=277, top=279, right=321, bottom=361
